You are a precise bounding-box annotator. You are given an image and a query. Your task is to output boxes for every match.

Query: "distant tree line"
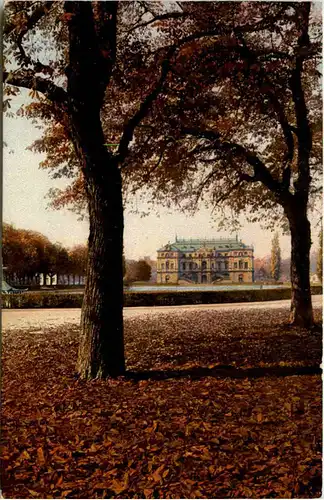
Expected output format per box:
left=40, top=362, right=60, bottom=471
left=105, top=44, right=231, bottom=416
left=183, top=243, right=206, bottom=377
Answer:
left=3, top=223, right=154, bottom=287
left=2, top=223, right=87, bottom=286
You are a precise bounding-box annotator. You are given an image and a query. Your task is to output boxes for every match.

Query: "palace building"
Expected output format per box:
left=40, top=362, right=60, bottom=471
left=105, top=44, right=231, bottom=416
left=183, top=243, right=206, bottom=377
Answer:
left=157, top=236, right=254, bottom=284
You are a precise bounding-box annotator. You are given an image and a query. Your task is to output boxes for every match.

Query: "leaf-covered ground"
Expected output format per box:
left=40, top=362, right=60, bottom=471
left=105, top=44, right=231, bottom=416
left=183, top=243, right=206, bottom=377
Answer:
left=1, top=307, right=322, bottom=498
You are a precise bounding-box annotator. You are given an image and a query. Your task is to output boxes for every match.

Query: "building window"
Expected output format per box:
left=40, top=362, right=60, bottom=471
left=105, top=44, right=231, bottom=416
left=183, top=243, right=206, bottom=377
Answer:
left=245, top=262, right=248, bottom=269
left=166, top=253, right=169, bottom=258
left=239, top=260, right=243, bottom=269
left=211, top=263, right=214, bottom=269
left=225, top=261, right=229, bottom=270
left=166, top=261, right=169, bottom=270
left=234, top=262, right=238, bottom=269
left=182, top=262, right=186, bottom=271
left=161, top=263, right=165, bottom=270
left=171, top=263, right=174, bottom=270
left=239, top=274, right=243, bottom=282
left=202, top=261, right=207, bottom=270
left=189, top=262, right=193, bottom=270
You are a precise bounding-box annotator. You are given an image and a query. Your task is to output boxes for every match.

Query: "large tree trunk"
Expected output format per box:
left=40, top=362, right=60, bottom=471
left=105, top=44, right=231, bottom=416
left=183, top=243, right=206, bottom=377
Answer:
left=77, top=162, right=125, bottom=379
left=287, top=205, right=313, bottom=327
left=64, top=1, right=124, bottom=378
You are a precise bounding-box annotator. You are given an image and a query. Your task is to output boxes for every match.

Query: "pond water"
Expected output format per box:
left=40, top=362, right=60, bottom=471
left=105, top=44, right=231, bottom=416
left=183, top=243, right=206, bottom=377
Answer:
left=128, top=284, right=288, bottom=292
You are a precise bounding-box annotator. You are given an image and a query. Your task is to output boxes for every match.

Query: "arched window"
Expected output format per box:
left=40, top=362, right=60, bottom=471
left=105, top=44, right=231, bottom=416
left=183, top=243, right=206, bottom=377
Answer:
left=189, top=262, right=193, bottom=270
left=166, top=261, right=169, bottom=270
left=202, top=261, right=207, bottom=270
left=182, top=262, right=186, bottom=271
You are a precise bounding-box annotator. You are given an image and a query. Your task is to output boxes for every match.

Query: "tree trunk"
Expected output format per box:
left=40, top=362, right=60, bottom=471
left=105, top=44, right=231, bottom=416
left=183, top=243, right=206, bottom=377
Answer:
left=64, top=1, right=125, bottom=378
left=287, top=205, right=313, bottom=327
left=77, top=162, right=125, bottom=379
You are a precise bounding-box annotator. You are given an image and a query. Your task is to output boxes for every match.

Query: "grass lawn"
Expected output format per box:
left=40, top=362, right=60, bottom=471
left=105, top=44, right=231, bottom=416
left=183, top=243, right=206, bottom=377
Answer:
left=1, top=307, right=322, bottom=498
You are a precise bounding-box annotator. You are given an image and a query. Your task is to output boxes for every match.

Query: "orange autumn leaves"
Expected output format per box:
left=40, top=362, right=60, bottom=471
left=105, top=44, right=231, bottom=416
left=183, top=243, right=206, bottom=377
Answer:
left=1, top=306, right=322, bottom=498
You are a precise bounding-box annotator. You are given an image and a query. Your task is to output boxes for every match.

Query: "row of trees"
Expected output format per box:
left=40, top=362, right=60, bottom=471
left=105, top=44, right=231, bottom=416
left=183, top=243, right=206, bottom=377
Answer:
left=3, top=223, right=88, bottom=285
left=4, top=2, right=322, bottom=378
left=3, top=223, right=154, bottom=286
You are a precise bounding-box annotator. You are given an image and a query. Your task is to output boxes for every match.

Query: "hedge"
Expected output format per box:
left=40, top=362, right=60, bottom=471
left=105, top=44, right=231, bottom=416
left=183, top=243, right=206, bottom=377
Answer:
left=1, top=286, right=322, bottom=309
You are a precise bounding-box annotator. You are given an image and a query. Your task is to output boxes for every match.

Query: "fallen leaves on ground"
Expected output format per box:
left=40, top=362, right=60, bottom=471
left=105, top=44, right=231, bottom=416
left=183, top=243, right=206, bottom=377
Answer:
left=1, top=307, right=322, bottom=498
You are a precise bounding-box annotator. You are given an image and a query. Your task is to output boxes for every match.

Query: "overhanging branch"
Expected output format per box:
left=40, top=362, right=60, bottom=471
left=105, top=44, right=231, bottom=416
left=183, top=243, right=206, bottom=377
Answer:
left=117, top=45, right=177, bottom=164
left=4, top=2, right=54, bottom=36
left=125, top=11, right=188, bottom=33
left=182, top=127, right=287, bottom=197
left=4, top=71, right=68, bottom=107
left=235, top=34, right=295, bottom=189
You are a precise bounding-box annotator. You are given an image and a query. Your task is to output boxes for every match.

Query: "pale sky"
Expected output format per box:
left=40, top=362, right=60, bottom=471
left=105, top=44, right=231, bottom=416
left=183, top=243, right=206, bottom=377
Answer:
left=3, top=92, right=321, bottom=261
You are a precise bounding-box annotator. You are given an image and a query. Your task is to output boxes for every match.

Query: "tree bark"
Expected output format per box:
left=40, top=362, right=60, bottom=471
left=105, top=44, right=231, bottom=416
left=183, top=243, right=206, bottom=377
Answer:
left=62, top=1, right=128, bottom=378
left=287, top=204, right=313, bottom=327
left=77, top=161, right=125, bottom=379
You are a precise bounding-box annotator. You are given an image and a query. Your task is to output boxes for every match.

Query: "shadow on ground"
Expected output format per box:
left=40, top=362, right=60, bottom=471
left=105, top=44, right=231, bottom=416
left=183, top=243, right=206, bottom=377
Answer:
left=125, top=363, right=322, bottom=382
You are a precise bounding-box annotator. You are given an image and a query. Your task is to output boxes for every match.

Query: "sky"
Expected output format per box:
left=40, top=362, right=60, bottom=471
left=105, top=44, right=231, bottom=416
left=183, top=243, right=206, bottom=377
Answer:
left=3, top=92, right=321, bottom=261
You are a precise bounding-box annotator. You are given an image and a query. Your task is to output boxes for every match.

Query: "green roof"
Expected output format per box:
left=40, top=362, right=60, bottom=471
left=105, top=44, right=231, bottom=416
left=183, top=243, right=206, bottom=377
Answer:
left=158, top=238, right=253, bottom=252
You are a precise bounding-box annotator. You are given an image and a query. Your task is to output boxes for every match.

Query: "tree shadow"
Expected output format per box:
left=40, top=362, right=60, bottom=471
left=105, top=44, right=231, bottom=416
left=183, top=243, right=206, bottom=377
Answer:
left=125, top=363, right=322, bottom=382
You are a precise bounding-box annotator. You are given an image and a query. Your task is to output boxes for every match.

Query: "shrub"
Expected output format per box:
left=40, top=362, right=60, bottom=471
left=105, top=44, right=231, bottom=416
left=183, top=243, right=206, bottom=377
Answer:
left=1, top=286, right=322, bottom=309
left=1, top=292, right=83, bottom=309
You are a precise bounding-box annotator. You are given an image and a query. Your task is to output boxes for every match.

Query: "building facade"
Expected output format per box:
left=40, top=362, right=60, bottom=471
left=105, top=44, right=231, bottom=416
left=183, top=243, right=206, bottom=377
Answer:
left=157, top=237, right=254, bottom=284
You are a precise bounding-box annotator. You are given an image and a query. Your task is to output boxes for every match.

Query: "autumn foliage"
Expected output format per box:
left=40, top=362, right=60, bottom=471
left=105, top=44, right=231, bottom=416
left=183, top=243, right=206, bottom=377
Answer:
left=1, top=306, right=322, bottom=498
left=2, top=223, right=87, bottom=284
